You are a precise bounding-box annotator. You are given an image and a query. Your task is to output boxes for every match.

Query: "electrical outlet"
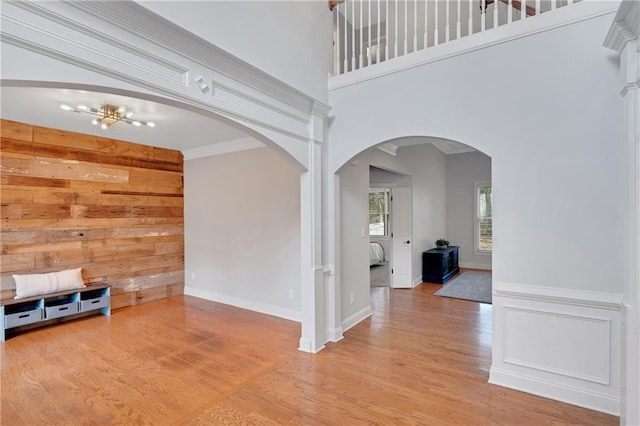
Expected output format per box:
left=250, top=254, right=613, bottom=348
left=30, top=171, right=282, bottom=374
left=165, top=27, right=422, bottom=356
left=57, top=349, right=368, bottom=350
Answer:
left=288, top=289, right=294, bottom=299
left=191, top=272, right=196, bottom=280
left=350, top=293, right=355, bottom=305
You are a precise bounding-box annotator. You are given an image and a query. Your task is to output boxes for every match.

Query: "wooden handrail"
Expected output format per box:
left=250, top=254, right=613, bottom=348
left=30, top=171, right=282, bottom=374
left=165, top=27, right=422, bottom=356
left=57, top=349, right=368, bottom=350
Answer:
left=485, top=0, right=536, bottom=16
left=331, top=0, right=535, bottom=16
left=329, top=0, right=344, bottom=11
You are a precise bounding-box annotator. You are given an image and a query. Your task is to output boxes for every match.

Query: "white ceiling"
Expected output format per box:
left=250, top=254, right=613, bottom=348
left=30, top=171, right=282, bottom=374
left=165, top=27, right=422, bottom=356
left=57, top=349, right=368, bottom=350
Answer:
left=0, top=87, right=254, bottom=154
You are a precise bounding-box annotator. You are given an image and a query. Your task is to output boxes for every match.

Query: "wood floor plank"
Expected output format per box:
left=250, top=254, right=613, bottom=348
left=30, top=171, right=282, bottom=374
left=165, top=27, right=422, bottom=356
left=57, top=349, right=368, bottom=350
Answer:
left=1, top=285, right=619, bottom=425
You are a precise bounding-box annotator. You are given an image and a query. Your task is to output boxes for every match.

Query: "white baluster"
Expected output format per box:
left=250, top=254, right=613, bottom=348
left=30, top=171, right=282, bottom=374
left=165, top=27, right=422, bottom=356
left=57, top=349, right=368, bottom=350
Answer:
left=377, top=0, right=382, bottom=61
left=434, top=0, right=439, bottom=45
left=394, top=0, right=398, bottom=58
left=351, top=0, right=355, bottom=71
left=368, top=0, right=371, bottom=65
left=424, top=0, right=429, bottom=48
left=343, top=2, right=348, bottom=73
left=445, top=0, right=450, bottom=42
left=360, top=0, right=364, bottom=69
left=456, top=0, right=461, bottom=39
left=567, top=0, right=574, bottom=5
left=551, top=0, right=557, bottom=10
left=508, top=0, right=512, bottom=24
left=468, top=0, right=473, bottom=36
left=404, top=0, right=408, bottom=55
left=336, top=4, right=341, bottom=74
left=481, top=0, right=486, bottom=31
left=385, top=0, right=390, bottom=61
left=535, top=0, right=540, bottom=15
left=521, top=0, right=527, bottom=20
left=414, top=0, right=418, bottom=52
left=493, top=0, right=498, bottom=27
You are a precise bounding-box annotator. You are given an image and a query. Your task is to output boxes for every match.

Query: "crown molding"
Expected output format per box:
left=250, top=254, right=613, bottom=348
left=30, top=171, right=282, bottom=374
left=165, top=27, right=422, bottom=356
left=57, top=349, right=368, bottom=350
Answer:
left=377, top=143, right=398, bottom=156
left=182, top=137, right=264, bottom=160
left=604, top=0, right=640, bottom=54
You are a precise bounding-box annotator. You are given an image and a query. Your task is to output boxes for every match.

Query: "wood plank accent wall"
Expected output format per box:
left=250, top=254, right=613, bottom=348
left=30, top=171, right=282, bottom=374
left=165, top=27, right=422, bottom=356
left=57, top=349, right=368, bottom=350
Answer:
left=0, top=119, right=184, bottom=309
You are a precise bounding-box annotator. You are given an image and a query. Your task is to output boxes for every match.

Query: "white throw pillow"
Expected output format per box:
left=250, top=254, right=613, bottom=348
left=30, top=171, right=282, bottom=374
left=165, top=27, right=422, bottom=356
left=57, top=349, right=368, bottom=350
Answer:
left=13, top=268, right=86, bottom=299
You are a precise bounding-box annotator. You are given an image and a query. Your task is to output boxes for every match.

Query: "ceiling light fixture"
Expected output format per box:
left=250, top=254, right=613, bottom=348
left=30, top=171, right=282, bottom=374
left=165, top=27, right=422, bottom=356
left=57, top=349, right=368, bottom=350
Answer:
left=59, top=103, right=156, bottom=129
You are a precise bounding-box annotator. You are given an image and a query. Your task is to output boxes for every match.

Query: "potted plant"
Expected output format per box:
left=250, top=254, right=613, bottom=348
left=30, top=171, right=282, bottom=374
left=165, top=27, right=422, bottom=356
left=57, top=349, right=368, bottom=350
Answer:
left=435, top=238, right=449, bottom=249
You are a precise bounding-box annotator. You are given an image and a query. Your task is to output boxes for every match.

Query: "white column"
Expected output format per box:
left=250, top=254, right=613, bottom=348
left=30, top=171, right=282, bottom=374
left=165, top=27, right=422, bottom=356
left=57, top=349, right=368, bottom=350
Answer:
left=325, top=172, right=344, bottom=343
left=299, top=102, right=331, bottom=353
left=604, top=2, right=640, bottom=423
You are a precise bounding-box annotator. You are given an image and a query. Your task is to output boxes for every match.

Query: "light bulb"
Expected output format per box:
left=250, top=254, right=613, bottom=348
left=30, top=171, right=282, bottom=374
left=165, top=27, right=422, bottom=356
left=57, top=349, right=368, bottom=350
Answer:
left=125, top=111, right=134, bottom=118
left=131, top=121, right=141, bottom=126
left=117, top=106, right=126, bottom=114
left=60, top=104, right=72, bottom=111
left=100, top=123, right=108, bottom=130
left=146, top=122, right=155, bottom=128
left=91, top=119, right=99, bottom=125
left=76, top=104, right=88, bottom=111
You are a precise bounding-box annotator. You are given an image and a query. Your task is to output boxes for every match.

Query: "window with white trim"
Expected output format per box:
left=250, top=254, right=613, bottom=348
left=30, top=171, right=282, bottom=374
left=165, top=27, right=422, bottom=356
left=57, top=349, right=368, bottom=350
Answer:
left=475, top=182, right=492, bottom=253
left=369, top=188, right=390, bottom=237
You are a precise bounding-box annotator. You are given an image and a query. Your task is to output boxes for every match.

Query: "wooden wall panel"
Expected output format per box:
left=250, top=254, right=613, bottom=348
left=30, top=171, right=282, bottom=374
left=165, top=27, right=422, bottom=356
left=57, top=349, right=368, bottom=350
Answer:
left=0, top=119, right=184, bottom=307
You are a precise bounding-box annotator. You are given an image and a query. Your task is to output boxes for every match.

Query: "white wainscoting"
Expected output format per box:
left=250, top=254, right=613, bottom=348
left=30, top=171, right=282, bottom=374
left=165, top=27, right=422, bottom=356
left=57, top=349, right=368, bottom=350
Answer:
left=490, top=281, right=623, bottom=415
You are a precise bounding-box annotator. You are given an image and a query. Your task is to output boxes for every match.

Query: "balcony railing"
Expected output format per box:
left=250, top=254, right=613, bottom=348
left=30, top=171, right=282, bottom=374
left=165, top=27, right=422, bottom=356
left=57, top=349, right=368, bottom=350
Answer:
left=333, top=0, right=579, bottom=75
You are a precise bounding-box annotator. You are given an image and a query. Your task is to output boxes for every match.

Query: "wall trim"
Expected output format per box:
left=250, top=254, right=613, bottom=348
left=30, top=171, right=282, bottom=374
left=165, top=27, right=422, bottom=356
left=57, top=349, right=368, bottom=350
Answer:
left=459, top=262, right=492, bottom=271
left=412, top=275, right=423, bottom=287
left=489, top=367, right=620, bottom=416
left=184, top=286, right=301, bottom=323
left=329, top=1, right=617, bottom=91
left=342, top=305, right=372, bottom=333
left=182, top=137, right=264, bottom=160
left=326, top=326, right=345, bottom=343
left=493, top=281, right=623, bottom=311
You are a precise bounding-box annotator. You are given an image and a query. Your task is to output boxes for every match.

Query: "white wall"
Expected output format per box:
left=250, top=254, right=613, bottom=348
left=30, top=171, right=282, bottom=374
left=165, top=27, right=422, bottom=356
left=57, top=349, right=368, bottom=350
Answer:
left=339, top=142, right=448, bottom=327
left=446, top=151, right=492, bottom=270
left=184, top=147, right=301, bottom=320
left=329, top=10, right=625, bottom=294
left=136, top=0, right=333, bottom=103
left=329, top=7, right=625, bottom=413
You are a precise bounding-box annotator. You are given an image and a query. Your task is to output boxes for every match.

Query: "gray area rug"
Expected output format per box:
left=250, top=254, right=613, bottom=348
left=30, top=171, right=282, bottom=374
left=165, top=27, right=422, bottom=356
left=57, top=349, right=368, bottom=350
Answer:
left=370, top=262, right=389, bottom=287
left=434, top=271, right=492, bottom=304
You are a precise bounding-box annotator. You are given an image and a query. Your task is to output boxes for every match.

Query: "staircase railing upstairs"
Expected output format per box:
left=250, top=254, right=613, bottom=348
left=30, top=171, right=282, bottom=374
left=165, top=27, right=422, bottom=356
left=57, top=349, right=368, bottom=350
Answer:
left=332, top=0, right=579, bottom=76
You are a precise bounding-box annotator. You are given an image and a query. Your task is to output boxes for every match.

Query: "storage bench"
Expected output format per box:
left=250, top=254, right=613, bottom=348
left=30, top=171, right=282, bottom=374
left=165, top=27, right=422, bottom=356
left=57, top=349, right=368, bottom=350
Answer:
left=0, top=283, right=110, bottom=341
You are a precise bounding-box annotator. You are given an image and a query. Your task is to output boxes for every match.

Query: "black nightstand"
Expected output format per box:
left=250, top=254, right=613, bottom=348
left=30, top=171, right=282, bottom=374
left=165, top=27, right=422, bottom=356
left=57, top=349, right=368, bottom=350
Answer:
left=422, top=246, right=459, bottom=284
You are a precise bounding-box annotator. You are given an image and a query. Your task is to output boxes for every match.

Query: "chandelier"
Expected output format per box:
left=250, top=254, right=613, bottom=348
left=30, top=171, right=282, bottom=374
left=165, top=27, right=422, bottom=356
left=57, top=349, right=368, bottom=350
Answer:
left=59, top=103, right=155, bottom=130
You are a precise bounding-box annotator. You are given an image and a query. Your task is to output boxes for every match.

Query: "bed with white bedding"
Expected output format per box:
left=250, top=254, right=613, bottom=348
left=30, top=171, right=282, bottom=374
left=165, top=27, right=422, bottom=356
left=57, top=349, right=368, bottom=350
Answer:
left=369, top=241, right=385, bottom=265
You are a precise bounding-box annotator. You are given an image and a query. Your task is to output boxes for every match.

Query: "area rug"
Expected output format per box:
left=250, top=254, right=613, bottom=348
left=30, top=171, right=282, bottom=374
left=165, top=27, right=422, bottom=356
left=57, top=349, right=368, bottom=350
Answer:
left=434, top=271, right=492, bottom=304
left=370, top=262, right=389, bottom=287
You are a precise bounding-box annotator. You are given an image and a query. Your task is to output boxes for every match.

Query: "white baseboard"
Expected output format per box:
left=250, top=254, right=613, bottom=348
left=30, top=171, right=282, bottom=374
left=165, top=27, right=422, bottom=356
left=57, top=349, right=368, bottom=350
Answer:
left=489, top=367, right=620, bottom=415
left=459, top=262, right=492, bottom=270
left=326, top=326, right=344, bottom=343
left=184, top=286, right=301, bottom=323
left=412, top=275, right=422, bottom=287
left=342, top=305, right=372, bottom=333
left=491, top=281, right=623, bottom=415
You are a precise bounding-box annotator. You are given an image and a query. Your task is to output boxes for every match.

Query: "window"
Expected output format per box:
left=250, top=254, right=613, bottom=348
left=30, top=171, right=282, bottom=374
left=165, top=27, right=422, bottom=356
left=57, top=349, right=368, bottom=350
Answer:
left=369, top=188, right=390, bottom=236
left=475, top=182, right=492, bottom=253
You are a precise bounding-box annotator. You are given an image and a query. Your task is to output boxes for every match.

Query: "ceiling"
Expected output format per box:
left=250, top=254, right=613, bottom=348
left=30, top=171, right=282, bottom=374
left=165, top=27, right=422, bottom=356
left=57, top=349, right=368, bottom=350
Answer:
left=0, top=87, right=254, bottom=154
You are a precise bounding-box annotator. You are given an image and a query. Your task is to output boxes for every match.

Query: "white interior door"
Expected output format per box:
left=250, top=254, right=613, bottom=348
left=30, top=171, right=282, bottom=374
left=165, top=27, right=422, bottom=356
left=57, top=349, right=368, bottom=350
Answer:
left=391, top=187, right=412, bottom=288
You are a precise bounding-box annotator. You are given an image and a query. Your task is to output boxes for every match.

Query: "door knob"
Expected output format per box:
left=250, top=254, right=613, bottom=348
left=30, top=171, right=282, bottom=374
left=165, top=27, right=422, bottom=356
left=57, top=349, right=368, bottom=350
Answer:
left=405, top=240, right=410, bottom=244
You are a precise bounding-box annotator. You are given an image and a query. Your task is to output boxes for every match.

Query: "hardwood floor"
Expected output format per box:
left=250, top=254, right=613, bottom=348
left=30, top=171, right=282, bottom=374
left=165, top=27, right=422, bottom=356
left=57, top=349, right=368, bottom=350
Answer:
left=1, top=284, right=618, bottom=425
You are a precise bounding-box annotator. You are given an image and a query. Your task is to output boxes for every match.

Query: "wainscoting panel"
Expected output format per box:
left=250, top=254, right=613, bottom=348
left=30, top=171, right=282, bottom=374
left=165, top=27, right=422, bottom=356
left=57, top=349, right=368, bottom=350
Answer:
left=490, top=281, right=623, bottom=415
left=503, top=307, right=610, bottom=385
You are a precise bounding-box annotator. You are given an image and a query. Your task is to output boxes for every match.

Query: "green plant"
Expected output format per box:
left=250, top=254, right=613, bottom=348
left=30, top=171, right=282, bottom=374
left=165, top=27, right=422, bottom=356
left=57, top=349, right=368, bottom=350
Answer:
left=435, top=238, right=449, bottom=247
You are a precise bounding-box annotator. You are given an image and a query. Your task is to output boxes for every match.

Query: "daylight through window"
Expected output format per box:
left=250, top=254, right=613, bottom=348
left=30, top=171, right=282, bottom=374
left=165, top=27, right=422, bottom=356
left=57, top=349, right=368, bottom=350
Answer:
left=476, top=183, right=492, bottom=252
left=369, top=188, right=390, bottom=237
